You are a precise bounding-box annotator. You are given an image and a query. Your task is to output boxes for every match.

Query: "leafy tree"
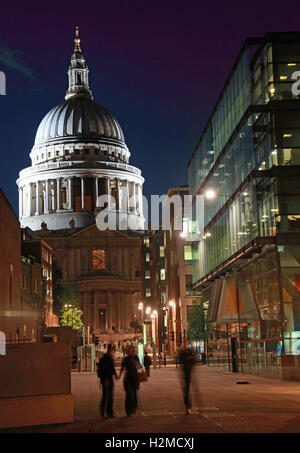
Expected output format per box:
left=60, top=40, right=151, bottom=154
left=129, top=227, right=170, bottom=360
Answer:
left=60, top=285, right=83, bottom=331
left=60, top=306, right=83, bottom=331
left=187, top=300, right=209, bottom=342
left=61, top=285, right=81, bottom=308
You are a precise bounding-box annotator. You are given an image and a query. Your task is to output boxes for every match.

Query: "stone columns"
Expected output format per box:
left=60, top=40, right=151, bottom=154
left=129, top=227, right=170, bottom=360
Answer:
left=50, top=185, right=55, bottom=211
left=56, top=178, right=61, bottom=211
left=19, top=186, right=23, bottom=218
left=107, top=291, right=113, bottom=331
left=81, top=177, right=85, bottom=210
left=106, top=177, right=111, bottom=209
left=126, top=180, right=130, bottom=213
left=117, top=179, right=121, bottom=211
left=35, top=182, right=39, bottom=215
left=138, top=184, right=143, bottom=216
left=95, top=177, right=99, bottom=207
left=116, top=292, right=121, bottom=331
left=121, top=293, right=125, bottom=330
left=28, top=183, right=33, bottom=217
left=93, top=293, right=98, bottom=332
left=132, top=182, right=137, bottom=213
left=68, top=177, right=73, bottom=210
left=45, top=180, right=49, bottom=214
left=125, top=293, right=131, bottom=330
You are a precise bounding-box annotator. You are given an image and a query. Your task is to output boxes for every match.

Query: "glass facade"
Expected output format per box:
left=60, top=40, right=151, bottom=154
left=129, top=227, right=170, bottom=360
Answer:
left=188, top=33, right=300, bottom=378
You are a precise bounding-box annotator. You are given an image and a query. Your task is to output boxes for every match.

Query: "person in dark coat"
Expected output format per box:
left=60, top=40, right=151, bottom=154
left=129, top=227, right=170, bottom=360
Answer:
left=119, top=345, right=141, bottom=416
left=179, top=347, right=196, bottom=415
left=97, top=344, right=119, bottom=418
left=144, top=351, right=152, bottom=377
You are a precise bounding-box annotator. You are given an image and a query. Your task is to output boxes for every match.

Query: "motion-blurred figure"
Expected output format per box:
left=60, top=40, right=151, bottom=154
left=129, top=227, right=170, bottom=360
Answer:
left=119, top=345, right=141, bottom=416
left=144, top=351, right=152, bottom=377
left=179, top=347, right=196, bottom=414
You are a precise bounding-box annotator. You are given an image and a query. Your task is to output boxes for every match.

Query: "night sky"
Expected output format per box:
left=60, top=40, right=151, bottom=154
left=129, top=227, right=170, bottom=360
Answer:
left=0, top=0, right=300, bottom=214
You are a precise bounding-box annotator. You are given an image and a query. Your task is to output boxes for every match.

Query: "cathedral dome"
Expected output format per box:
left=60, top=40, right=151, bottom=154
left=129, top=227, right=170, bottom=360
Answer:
left=34, top=96, right=126, bottom=148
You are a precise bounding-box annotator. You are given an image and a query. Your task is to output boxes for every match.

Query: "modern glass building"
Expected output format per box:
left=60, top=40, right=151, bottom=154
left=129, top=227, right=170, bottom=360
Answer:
left=188, top=32, right=300, bottom=379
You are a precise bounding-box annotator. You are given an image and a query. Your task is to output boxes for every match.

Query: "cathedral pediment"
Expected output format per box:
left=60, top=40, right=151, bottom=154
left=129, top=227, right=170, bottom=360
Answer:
left=69, top=223, right=141, bottom=240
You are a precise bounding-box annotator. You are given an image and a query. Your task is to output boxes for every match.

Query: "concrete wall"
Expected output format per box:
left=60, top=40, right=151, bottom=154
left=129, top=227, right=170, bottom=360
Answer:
left=0, top=343, right=73, bottom=428
left=0, top=343, right=71, bottom=398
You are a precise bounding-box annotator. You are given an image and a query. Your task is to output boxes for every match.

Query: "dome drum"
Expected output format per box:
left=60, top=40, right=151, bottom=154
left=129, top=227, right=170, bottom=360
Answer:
left=17, top=29, right=145, bottom=232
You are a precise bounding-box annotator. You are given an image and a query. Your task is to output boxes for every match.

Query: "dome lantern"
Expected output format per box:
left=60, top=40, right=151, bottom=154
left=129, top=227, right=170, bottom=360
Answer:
left=65, top=27, right=92, bottom=100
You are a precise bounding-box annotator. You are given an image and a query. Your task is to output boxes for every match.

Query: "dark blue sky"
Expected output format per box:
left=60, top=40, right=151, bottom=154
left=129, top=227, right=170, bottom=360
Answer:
left=1, top=0, right=300, bottom=214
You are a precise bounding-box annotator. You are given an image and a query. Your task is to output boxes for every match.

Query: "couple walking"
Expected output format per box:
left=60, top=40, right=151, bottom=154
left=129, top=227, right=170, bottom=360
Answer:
left=97, top=344, right=141, bottom=418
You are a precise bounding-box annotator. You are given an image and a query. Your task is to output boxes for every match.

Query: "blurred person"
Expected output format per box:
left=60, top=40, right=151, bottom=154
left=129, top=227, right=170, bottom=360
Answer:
left=97, top=344, right=119, bottom=418
left=179, top=347, right=196, bottom=415
left=144, top=351, right=152, bottom=377
left=119, top=345, right=141, bottom=416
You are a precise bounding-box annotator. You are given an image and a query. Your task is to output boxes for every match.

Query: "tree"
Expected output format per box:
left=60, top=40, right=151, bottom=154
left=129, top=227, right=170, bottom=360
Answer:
left=61, top=285, right=81, bottom=308
left=187, top=300, right=209, bottom=343
left=60, top=306, right=83, bottom=331
left=60, top=285, right=83, bottom=331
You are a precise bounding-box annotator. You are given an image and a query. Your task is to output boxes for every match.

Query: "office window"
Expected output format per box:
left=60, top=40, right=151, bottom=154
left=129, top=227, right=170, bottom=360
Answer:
left=160, top=246, right=165, bottom=257
left=145, top=252, right=150, bottom=262
left=160, top=269, right=166, bottom=280
left=184, top=245, right=193, bottom=262
left=146, top=288, right=151, bottom=297
left=144, top=237, right=150, bottom=247
left=145, top=270, right=151, bottom=279
left=92, top=249, right=106, bottom=270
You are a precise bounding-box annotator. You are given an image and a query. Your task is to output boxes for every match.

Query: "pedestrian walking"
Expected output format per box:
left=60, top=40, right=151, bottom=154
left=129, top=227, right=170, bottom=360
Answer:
left=119, top=345, right=141, bottom=416
left=97, top=344, right=119, bottom=418
left=179, top=347, right=196, bottom=415
left=144, top=351, right=152, bottom=377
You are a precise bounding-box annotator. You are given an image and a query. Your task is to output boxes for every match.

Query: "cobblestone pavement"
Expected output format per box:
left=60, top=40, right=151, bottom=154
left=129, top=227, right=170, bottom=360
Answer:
left=3, top=366, right=300, bottom=433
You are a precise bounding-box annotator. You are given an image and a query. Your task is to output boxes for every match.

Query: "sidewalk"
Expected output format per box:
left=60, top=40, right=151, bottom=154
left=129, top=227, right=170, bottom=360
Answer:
left=3, top=366, right=300, bottom=433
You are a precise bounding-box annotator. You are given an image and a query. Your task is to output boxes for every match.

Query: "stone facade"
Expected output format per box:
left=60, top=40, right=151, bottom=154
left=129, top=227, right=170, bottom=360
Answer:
left=36, top=224, right=143, bottom=338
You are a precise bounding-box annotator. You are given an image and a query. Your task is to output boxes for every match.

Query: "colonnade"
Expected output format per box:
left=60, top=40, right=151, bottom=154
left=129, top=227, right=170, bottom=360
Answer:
left=19, top=175, right=143, bottom=218
left=82, top=291, right=133, bottom=333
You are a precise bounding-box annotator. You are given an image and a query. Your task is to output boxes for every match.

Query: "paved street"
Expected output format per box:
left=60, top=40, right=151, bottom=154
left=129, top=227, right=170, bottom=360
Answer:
left=5, top=365, right=300, bottom=433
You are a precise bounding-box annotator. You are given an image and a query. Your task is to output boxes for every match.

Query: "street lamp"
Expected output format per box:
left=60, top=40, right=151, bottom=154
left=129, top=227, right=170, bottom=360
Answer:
left=168, top=301, right=176, bottom=356
left=138, top=302, right=146, bottom=345
left=150, top=310, right=158, bottom=369
left=204, top=189, right=216, bottom=199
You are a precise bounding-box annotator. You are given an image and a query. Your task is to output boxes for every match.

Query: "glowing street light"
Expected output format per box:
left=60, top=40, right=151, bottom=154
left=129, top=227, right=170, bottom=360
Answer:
left=204, top=189, right=216, bottom=199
